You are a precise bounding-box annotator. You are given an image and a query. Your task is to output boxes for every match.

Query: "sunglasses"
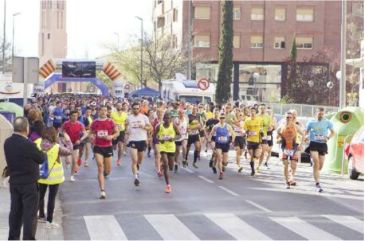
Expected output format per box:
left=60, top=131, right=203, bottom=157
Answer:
left=286, top=116, right=293, bottom=119
left=133, top=108, right=140, bottom=110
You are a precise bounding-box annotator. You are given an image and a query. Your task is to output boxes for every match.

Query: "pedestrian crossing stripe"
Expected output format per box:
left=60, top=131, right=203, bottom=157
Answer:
left=82, top=214, right=364, bottom=240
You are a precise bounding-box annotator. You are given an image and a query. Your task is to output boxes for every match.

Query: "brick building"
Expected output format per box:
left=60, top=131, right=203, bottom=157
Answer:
left=152, top=0, right=345, bottom=102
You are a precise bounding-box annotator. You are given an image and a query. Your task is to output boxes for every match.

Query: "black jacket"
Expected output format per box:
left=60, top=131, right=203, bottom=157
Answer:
left=4, top=134, right=46, bottom=185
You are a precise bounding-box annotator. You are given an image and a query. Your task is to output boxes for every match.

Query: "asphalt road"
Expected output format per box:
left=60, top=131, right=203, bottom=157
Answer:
left=59, top=149, right=364, bottom=240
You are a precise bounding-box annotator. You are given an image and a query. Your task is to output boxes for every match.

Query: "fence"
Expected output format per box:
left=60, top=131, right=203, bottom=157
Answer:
left=263, top=103, right=340, bottom=117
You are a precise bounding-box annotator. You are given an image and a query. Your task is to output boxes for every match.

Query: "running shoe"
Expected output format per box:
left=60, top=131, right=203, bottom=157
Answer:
left=134, top=178, right=140, bottom=186
left=316, top=183, right=323, bottom=193
left=286, top=182, right=291, bottom=189
left=46, top=222, right=60, bottom=229
left=219, top=172, right=224, bottom=180
left=212, top=167, right=217, bottom=174
left=192, top=162, right=198, bottom=169
left=182, top=160, right=188, bottom=167
left=117, top=159, right=122, bottom=166
left=264, top=162, right=270, bottom=169
left=238, top=167, right=243, bottom=173
left=70, top=175, right=75, bottom=182
left=174, top=164, right=178, bottom=173
left=165, top=184, right=172, bottom=193
left=250, top=170, right=255, bottom=176
left=99, top=191, right=107, bottom=199
left=289, top=180, right=297, bottom=186
left=38, top=217, right=47, bottom=223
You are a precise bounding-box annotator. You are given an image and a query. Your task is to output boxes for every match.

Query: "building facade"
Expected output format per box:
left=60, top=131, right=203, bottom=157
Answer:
left=152, top=0, right=343, bottom=103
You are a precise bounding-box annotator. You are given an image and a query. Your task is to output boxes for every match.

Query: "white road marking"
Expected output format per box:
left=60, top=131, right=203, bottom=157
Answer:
left=182, top=167, right=194, bottom=173
left=84, top=215, right=127, bottom=240
left=323, top=215, right=364, bottom=233
left=144, top=214, right=199, bottom=240
left=205, top=213, right=270, bottom=240
left=271, top=216, right=341, bottom=240
left=246, top=200, right=272, bottom=213
left=218, top=186, right=240, bottom=197
left=198, top=175, right=214, bottom=184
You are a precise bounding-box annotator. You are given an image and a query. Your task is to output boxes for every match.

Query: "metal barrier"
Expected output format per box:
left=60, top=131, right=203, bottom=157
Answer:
left=263, top=103, right=339, bottom=117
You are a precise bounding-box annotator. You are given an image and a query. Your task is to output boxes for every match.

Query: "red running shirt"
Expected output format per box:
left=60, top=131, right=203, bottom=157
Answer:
left=90, top=119, right=115, bottom=147
left=62, top=121, right=85, bottom=144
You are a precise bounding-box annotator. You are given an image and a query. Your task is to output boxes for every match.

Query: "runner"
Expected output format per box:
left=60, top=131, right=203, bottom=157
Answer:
left=155, top=113, right=180, bottom=193
left=210, top=112, right=235, bottom=180
left=232, top=109, right=246, bottom=173
left=80, top=107, right=93, bottom=167
left=174, top=108, right=188, bottom=173
left=89, top=105, right=119, bottom=199
left=263, top=107, right=276, bottom=169
left=125, top=102, right=152, bottom=186
left=206, top=108, right=220, bottom=173
left=151, top=109, right=164, bottom=176
left=276, top=111, right=304, bottom=189
left=185, top=106, right=202, bottom=168
left=243, top=107, right=263, bottom=176
left=111, top=102, right=128, bottom=166
left=257, top=104, right=273, bottom=172
left=305, top=107, right=335, bottom=192
left=51, top=101, right=64, bottom=129
left=62, top=110, right=88, bottom=182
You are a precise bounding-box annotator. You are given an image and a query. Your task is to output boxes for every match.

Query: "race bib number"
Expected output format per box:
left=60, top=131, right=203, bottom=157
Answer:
left=163, top=135, right=172, bottom=141
left=283, top=149, right=295, bottom=156
left=263, top=136, right=272, bottom=141
left=234, top=127, right=242, bottom=133
left=218, top=136, right=228, bottom=142
left=55, top=116, right=62, bottom=120
left=190, top=130, right=199, bottom=135
left=117, top=124, right=123, bottom=130
left=97, top=130, right=108, bottom=138
left=249, top=131, right=257, bottom=136
left=131, top=122, right=140, bottom=128
left=315, top=135, right=326, bottom=141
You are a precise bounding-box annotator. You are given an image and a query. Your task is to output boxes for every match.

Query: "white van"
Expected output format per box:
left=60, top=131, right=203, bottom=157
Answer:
left=161, top=79, right=215, bottom=104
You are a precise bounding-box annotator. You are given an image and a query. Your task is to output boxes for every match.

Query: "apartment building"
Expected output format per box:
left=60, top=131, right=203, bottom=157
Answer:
left=152, top=0, right=344, bottom=102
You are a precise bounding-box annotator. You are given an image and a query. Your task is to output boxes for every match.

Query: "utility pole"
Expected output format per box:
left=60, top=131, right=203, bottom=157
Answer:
left=12, top=12, right=21, bottom=62
left=187, top=0, right=192, bottom=80
left=135, top=16, right=144, bottom=87
left=339, top=0, right=347, bottom=108
left=2, top=0, right=7, bottom=73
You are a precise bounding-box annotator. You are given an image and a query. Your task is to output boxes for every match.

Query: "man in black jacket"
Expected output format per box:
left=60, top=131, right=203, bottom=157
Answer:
left=4, top=117, right=46, bottom=240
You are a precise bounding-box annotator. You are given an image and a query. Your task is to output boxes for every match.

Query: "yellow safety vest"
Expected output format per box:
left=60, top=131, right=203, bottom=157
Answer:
left=35, top=138, right=65, bottom=185
left=157, top=123, right=176, bottom=153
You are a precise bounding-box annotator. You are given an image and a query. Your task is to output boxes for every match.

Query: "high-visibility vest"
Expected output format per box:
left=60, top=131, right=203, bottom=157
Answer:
left=35, top=138, right=65, bottom=185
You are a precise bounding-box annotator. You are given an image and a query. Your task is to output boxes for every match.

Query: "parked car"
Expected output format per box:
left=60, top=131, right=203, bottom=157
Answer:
left=344, top=127, right=364, bottom=180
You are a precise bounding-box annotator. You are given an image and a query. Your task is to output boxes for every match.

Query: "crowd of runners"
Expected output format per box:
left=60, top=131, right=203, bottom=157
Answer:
left=23, top=93, right=334, bottom=225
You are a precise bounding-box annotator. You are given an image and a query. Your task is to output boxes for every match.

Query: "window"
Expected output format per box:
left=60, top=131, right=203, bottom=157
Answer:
left=274, top=37, right=286, bottom=49
left=251, top=7, right=264, bottom=20
left=275, top=8, right=286, bottom=21
left=47, top=33, right=51, bottom=39
left=172, top=35, right=178, bottom=48
left=233, top=7, right=241, bottom=20
left=173, top=8, right=178, bottom=22
left=296, top=37, right=313, bottom=49
left=296, top=8, right=314, bottom=22
left=157, top=16, right=165, bottom=28
left=194, top=35, right=210, bottom=48
left=251, top=36, right=263, bottom=48
left=194, top=6, right=211, bottom=20
left=233, top=35, right=240, bottom=48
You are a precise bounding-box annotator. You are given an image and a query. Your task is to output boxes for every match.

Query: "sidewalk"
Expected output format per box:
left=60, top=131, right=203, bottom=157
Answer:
left=0, top=180, right=64, bottom=240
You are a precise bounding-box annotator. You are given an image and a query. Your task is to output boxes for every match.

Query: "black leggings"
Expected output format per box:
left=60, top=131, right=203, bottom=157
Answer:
left=38, top=184, right=59, bottom=223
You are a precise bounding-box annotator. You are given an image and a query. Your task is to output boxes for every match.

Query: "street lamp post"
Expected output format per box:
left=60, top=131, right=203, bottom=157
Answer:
left=339, top=0, right=347, bottom=108
left=135, top=16, right=144, bottom=87
left=12, top=12, right=21, bottom=61
left=2, top=0, right=7, bottom=73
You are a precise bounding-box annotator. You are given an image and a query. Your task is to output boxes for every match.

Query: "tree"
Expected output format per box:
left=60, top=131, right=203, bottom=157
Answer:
left=0, top=37, right=11, bottom=73
left=108, top=34, right=188, bottom=91
left=286, top=35, right=297, bottom=98
left=216, top=0, right=233, bottom=104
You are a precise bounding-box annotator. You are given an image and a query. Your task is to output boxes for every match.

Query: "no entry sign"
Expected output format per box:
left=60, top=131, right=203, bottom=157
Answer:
left=198, top=78, right=210, bottom=91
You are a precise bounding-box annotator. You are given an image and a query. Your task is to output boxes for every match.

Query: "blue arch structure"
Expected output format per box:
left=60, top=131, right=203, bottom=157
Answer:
left=44, top=73, right=110, bottom=96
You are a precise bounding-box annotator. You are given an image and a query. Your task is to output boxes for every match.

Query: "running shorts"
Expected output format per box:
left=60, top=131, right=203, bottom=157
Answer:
left=93, top=146, right=113, bottom=158
left=309, top=141, right=328, bottom=156
left=128, top=141, right=147, bottom=152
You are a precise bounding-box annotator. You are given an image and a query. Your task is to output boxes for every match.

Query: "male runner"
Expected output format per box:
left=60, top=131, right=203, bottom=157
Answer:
left=111, top=102, right=128, bottom=166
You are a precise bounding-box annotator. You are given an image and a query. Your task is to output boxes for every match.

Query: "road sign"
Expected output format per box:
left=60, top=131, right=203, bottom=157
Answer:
left=198, top=78, right=210, bottom=91
left=12, top=57, right=39, bottom=84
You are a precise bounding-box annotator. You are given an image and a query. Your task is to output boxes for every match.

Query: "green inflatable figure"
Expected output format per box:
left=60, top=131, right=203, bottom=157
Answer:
left=323, top=107, right=364, bottom=173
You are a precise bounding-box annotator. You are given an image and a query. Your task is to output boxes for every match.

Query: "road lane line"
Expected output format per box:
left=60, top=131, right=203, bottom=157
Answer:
left=198, top=175, right=214, bottom=184
left=323, top=215, right=364, bottom=233
left=144, top=214, right=199, bottom=240
left=246, top=200, right=272, bottom=213
left=205, top=213, right=270, bottom=240
left=182, top=167, right=194, bottom=173
left=84, top=215, right=127, bottom=240
left=218, top=186, right=240, bottom=197
left=270, top=216, right=341, bottom=240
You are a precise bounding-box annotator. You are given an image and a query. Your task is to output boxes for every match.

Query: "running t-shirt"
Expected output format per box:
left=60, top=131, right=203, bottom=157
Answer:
left=62, top=121, right=85, bottom=144
left=244, top=117, right=263, bottom=143
left=280, top=123, right=297, bottom=149
left=306, top=119, right=333, bottom=143
left=126, top=113, right=150, bottom=141
left=111, top=111, right=128, bottom=131
left=53, top=107, right=63, bottom=124
left=174, top=117, right=188, bottom=141
left=188, top=114, right=200, bottom=135
left=90, top=119, right=116, bottom=147
left=259, top=114, right=272, bottom=136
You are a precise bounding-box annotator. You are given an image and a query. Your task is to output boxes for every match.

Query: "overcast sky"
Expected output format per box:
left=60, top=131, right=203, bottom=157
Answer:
left=0, top=0, right=153, bottom=58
